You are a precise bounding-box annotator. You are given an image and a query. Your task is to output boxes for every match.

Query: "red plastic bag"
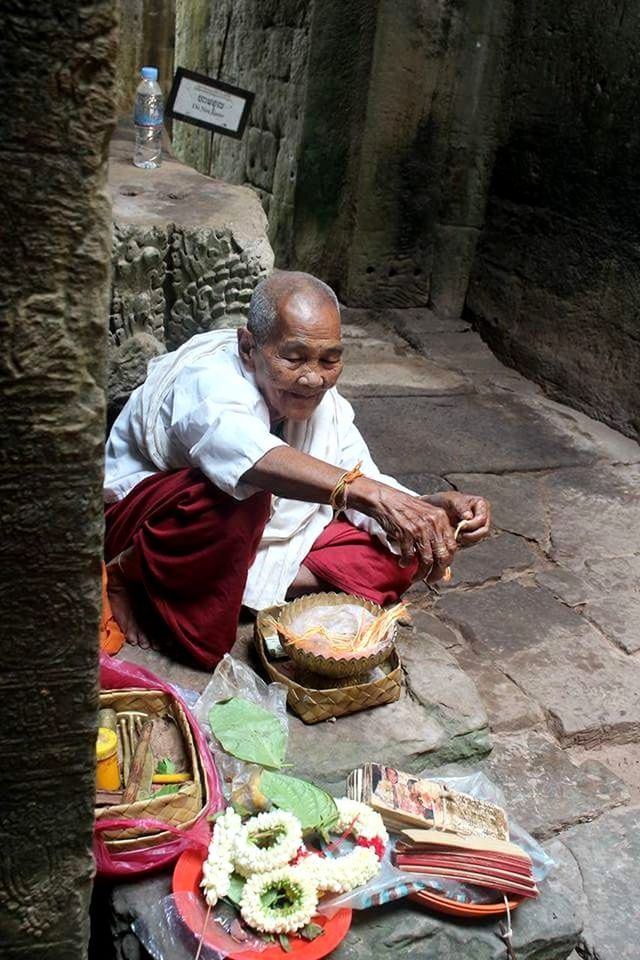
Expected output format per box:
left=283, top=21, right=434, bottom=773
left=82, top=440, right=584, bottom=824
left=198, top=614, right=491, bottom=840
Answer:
left=94, top=653, right=222, bottom=878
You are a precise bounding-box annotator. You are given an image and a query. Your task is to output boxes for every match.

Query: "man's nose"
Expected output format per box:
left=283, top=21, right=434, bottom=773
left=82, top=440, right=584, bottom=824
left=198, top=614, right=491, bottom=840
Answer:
left=297, top=366, right=324, bottom=388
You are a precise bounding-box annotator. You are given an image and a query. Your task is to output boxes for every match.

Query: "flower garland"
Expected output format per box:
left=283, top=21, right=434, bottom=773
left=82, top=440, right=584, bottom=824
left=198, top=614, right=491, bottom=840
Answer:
left=240, top=867, right=318, bottom=934
left=201, top=798, right=387, bottom=933
left=201, top=807, right=242, bottom=907
left=233, top=809, right=303, bottom=877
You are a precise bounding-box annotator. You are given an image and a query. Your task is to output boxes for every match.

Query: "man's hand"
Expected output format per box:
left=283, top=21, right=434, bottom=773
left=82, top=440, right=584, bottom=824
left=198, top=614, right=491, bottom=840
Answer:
left=423, top=491, right=491, bottom=546
left=351, top=483, right=458, bottom=581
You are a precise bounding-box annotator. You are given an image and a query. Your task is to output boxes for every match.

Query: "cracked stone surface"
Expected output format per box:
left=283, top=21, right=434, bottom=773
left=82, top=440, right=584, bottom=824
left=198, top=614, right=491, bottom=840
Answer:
left=353, top=393, right=597, bottom=478
left=433, top=730, right=629, bottom=841
left=436, top=581, right=595, bottom=656
left=582, top=595, right=640, bottom=654
left=504, top=633, right=640, bottom=747
left=562, top=807, right=640, bottom=960
left=443, top=532, right=538, bottom=588
left=447, top=471, right=550, bottom=545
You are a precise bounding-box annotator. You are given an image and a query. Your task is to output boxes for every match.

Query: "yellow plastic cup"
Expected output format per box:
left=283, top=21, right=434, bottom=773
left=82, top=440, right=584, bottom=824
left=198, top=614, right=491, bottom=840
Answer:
left=96, top=727, right=120, bottom=790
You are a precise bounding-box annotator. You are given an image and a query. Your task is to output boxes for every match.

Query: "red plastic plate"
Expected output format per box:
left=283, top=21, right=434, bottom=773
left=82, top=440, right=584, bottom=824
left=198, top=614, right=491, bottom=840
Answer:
left=172, top=848, right=352, bottom=960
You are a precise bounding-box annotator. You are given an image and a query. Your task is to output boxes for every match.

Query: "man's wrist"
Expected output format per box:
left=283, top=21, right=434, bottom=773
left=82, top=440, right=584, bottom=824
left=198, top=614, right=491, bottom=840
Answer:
left=345, top=476, right=382, bottom=514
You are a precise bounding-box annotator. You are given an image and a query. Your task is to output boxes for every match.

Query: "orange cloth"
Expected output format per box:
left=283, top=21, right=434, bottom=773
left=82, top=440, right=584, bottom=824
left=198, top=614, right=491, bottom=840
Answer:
left=99, top=562, right=126, bottom=655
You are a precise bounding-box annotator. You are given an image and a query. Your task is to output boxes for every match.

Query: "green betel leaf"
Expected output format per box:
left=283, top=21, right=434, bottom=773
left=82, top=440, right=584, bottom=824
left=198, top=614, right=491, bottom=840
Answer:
left=259, top=771, right=338, bottom=832
left=299, top=923, right=325, bottom=942
left=226, top=873, right=246, bottom=907
left=155, top=784, right=180, bottom=797
left=209, top=698, right=287, bottom=768
left=278, top=933, right=292, bottom=953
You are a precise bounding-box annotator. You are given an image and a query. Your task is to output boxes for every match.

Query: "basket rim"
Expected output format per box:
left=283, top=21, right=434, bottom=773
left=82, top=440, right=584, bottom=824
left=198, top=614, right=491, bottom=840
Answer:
left=274, top=592, right=396, bottom=676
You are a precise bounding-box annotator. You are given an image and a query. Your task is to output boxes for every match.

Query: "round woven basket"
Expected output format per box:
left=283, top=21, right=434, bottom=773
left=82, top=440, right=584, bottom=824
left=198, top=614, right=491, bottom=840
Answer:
left=275, top=592, right=397, bottom=679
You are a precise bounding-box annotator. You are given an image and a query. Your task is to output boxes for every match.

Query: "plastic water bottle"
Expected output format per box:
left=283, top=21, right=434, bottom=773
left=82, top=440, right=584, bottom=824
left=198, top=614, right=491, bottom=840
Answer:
left=133, top=66, right=164, bottom=169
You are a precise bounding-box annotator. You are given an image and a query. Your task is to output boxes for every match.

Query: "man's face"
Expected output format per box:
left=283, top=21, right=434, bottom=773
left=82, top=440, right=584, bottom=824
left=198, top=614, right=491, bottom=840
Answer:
left=240, top=292, right=344, bottom=422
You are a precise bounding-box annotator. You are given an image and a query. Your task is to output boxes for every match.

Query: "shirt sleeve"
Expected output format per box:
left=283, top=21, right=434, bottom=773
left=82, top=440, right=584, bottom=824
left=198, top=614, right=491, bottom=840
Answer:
left=166, top=367, right=286, bottom=500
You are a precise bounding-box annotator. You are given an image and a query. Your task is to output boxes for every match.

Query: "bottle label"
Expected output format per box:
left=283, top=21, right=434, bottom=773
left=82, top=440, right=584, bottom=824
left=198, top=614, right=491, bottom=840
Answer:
left=134, top=93, right=164, bottom=127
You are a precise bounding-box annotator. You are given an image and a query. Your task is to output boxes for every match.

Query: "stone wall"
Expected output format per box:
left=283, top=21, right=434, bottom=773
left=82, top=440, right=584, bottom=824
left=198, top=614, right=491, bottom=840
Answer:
left=173, top=0, right=313, bottom=265
left=466, top=0, right=640, bottom=440
left=293, top=0, right=511, bottom=310
left=0, top=3, right=117, bottom=959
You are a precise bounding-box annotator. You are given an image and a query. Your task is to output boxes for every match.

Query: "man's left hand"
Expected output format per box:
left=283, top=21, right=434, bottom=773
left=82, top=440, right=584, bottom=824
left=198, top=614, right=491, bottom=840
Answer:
left=421, top=492, right=491, bottom=546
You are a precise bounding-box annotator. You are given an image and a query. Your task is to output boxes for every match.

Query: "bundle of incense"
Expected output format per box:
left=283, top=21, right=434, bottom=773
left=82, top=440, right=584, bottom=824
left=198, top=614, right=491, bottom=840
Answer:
left=394, top=829, right=538, bottom=899
left=347, top=763, right=509, bottom=840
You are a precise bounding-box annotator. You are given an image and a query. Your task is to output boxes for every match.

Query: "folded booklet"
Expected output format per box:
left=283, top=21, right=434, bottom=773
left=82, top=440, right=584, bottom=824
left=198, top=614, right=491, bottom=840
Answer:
left=347, top=763, right=509, bottom=840
left=394, top=828, right=538, bottom=899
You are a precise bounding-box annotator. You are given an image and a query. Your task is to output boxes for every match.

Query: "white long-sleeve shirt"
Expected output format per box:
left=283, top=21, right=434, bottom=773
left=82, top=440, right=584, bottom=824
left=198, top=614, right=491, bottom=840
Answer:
left=104, top=330, right=409, bottom=609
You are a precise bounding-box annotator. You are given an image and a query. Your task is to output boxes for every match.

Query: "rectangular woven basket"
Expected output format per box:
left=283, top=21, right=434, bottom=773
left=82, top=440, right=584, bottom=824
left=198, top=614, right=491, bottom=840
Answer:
left=95, top=687, right=209, bottom=852
left=255, top=607, right=402, bottom=724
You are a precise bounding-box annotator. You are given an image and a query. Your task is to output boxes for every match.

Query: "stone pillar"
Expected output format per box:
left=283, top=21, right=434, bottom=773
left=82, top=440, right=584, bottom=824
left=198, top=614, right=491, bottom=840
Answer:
left=293, top=0, right=511, bottom=312
left=0, top=4, right=117, bottom=959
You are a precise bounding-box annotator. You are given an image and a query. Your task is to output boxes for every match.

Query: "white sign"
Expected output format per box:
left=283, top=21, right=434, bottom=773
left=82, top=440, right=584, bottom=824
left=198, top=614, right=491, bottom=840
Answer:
left=166, top=69, right=253, bottom=140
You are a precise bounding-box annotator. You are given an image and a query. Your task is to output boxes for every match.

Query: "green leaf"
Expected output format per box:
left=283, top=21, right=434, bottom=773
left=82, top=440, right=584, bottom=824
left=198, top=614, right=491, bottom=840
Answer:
left=155, top=757, right=176, bottom=774
left=226, top=873, right=246, bottom=907
left=259, top=771, right=338, bottom=833
left=278, top=933, right=292, bottom=953
left=209, top=698, right=287, bottom=768
left=155, top=784, right=180, bottom=797
left=299, top=923, right=324, bottom=942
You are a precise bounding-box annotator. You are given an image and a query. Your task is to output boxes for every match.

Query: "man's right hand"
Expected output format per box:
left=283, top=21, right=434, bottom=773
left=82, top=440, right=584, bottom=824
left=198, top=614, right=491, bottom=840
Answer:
left=349, top=479, right=458, bottom=580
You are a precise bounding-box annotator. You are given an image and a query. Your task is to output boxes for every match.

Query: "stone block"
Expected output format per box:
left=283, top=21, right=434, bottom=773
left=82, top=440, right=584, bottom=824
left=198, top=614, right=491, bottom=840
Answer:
left=108, top=124, right=274, bottom=406
left=504, top=633, right=640, bottom=747
left=443, top=532, right=537, bottom=588
left=351, top=393, right=596, bottom=478
left=338, top=334, right=470, bottom=398
left=434, top=730, right=628, bottom=840
left=583, top=596, right=640, bottom=654
left=437, top=581, right=594, bottom=656
left=546, top=465, right=640, bottom=564
left=562, top=807, right=640, bottom=960
left=454, top=655, right=546, bottom=733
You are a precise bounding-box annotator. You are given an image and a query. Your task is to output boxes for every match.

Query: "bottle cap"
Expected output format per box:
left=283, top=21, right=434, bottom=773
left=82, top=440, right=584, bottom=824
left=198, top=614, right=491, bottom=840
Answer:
left=96, top=726, right=118, bottom=760
left=141, top=66, right=158, bottom=81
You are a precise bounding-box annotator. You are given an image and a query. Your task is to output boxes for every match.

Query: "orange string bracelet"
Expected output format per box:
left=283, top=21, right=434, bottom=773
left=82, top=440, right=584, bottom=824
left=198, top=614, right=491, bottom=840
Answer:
left=329, top=461, right=364, bottom=511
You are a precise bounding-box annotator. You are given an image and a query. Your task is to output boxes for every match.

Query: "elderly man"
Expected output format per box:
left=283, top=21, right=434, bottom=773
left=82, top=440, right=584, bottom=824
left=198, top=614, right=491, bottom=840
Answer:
left=104, top=271, right=490, bottom=667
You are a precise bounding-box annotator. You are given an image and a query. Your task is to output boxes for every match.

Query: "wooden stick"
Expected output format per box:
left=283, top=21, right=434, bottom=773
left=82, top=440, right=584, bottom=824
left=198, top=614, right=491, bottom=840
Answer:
left=122, top=720, right=154, bottom=803
left=194, top=902, right=212, bottom=960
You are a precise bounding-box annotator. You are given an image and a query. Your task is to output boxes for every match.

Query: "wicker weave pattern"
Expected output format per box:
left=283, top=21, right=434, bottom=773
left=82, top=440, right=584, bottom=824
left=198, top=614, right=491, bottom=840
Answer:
left=255, top=608, right=402, bottom=724
left=95, top=688, right=209, bottom=850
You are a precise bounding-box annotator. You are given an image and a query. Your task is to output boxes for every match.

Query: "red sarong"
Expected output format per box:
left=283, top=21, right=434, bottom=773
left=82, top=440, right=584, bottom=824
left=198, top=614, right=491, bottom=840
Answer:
left=105, top=470, right=417, bottom=668
left=305, top=517, right=418, bottom=605
left=105, top=469, right=271, bottom=668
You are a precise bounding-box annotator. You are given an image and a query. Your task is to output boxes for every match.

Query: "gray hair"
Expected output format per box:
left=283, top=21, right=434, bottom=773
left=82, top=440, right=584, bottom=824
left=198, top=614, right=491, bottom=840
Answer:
left=247, top=271, right=339, bottom=345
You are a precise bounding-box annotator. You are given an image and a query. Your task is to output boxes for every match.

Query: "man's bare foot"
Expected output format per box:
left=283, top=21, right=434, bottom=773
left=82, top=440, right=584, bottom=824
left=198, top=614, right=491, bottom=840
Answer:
left=286, top=564, right=329, bottom=600
left=105, top=558, right=150, bottom=648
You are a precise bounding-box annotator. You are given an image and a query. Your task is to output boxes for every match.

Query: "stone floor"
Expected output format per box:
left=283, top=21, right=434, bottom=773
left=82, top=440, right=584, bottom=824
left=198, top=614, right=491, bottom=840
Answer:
left=103, top=308, right=640, bottom=960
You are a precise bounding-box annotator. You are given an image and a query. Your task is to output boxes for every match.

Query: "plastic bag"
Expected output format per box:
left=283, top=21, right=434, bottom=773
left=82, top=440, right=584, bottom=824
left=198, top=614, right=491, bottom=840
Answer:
left=192, top=655, right=289, bottom=804
left=319, top=770, right=555, bottom=912
left=94, top=653, right=223, bottom=878
left=133, top=894, right=266, bottom=960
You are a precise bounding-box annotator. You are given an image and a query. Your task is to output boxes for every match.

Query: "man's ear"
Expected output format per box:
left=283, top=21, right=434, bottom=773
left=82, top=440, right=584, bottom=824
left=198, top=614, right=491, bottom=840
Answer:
left=237, top=327, right=256, bottom=369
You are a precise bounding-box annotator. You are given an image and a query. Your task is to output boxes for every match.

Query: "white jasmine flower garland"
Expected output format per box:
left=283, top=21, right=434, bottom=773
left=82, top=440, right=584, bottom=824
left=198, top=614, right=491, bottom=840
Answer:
left=240, top=866, right=318, bottom=933
left=232, top=809, right=303, bottom=877
left=201, top=807, right=243, bottom=907
left=200, top=798, right=387, bottom=933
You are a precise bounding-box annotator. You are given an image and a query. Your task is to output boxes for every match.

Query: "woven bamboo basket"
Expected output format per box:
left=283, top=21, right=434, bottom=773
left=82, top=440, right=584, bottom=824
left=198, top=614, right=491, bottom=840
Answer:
left=274, top=592, right=397, bottom=679
left=255, top=606, right=402, bottom=724
left=95, top=688, right=209, bottom=852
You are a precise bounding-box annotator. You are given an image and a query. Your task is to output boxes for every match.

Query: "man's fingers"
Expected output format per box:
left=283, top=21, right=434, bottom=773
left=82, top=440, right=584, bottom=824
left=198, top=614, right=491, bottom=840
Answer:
left=460, top=524, right=490, bottom=544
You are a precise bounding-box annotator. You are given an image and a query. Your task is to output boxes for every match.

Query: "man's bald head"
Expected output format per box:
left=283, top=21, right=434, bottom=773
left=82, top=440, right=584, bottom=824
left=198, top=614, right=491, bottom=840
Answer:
left=247, top=271, right=339, bottom=345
